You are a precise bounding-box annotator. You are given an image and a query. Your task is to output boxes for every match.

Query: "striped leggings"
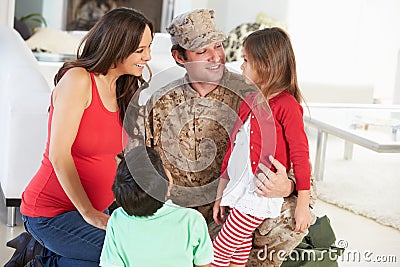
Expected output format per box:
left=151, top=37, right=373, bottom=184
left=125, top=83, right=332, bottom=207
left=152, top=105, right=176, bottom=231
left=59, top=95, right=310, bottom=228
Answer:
left=212, top=208, right=264, bottom=267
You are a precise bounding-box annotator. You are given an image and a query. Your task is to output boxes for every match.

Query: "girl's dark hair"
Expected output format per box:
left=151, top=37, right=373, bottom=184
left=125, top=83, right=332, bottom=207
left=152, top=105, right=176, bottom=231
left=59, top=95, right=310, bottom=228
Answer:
left=112, top=146, right=169, bottom=217
left=54, top=7, right=154, bottom=123
left=243, top=27, right=303, bottom=103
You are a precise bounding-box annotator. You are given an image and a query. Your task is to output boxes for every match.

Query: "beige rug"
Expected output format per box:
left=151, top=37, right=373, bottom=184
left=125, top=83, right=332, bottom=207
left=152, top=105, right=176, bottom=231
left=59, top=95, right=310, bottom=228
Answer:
left=309, top=133, right=400, bottom=231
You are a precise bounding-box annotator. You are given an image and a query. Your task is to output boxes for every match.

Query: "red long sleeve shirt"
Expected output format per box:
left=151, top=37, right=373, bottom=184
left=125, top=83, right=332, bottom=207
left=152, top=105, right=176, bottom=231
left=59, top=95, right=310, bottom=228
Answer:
left=220, top=91, right=310, bottom=190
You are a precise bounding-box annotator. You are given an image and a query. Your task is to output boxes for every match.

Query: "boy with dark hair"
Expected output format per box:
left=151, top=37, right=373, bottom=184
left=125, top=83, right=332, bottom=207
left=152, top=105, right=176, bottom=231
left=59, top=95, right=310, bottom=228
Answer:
left=100, top=146, right=213, bottom=267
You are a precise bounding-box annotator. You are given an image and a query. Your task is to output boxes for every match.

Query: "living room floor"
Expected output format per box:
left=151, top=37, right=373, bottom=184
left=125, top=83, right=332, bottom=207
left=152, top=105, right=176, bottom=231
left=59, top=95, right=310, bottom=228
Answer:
left=1, top=199, right=399, bottom=266
left=1, top=129, right=400, bottom=266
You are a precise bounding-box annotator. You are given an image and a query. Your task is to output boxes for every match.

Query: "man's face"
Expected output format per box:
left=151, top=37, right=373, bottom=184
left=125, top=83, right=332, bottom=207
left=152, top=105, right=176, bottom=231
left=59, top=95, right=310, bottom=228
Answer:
left=180, top=42, right=226, bottom=84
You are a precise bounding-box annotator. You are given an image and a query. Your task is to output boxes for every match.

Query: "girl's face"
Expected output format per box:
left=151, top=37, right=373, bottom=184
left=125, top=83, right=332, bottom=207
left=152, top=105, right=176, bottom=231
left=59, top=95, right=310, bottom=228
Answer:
left=241, top=49, right=259, bottom=86
left=118, top=25, right=153, bottom=76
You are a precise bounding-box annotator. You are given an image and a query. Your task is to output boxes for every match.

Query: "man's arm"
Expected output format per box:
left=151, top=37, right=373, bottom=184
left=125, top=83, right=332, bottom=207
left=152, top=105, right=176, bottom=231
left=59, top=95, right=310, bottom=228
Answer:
left=255, top=156, right=295, bottom=198
left=124, top=85, right=155, bottom=152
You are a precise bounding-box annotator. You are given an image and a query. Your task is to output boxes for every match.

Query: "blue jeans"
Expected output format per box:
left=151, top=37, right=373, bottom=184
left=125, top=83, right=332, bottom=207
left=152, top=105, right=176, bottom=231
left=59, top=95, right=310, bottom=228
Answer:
left=22, top=211, right=106, bottom=267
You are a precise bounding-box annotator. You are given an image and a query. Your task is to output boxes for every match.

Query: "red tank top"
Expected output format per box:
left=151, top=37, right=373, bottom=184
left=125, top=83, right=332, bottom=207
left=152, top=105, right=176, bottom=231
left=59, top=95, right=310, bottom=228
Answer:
left=21, top=73, right=124, bottom=217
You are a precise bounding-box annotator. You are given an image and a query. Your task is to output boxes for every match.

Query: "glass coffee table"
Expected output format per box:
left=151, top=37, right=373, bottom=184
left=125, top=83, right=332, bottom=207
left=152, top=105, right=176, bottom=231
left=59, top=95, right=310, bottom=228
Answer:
left=303, top=104, right=400, bottom=180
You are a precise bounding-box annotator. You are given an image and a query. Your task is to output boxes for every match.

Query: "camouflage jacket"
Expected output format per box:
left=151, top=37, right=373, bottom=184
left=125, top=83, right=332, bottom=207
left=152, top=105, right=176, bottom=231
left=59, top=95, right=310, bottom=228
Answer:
left=129, top=68, right=257, bottom=207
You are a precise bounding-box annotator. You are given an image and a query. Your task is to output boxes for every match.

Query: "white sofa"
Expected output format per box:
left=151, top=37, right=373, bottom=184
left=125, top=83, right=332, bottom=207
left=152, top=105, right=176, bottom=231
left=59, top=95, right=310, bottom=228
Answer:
left=0, top=25, right=51, bottom=226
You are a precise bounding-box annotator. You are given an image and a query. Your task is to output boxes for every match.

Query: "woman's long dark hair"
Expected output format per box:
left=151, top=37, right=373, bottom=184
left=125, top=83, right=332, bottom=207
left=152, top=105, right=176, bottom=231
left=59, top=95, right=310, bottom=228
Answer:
left=54, top=7, right=154, bottom=123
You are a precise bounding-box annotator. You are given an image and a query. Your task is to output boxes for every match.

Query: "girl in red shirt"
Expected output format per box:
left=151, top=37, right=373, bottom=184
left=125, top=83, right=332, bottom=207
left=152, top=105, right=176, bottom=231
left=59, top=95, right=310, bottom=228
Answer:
left=212, top=28, right=312, bottom=267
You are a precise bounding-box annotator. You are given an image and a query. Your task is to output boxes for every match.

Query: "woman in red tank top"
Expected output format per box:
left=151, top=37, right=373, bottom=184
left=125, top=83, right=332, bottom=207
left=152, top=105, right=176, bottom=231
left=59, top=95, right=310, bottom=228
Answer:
left=6, top=8, right=154, bottom=267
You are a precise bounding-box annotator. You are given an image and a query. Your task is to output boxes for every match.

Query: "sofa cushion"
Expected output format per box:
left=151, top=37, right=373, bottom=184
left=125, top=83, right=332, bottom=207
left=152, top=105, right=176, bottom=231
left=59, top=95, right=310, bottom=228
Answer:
left=26, top=27, right=81, bottom=55
left=223, top=22, right=270, bottom=62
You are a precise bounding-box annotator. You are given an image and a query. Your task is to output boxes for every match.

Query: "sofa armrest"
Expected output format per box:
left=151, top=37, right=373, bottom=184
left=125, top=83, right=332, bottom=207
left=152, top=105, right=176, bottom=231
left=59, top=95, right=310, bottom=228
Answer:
left=0, top=92, right=50, bottom=199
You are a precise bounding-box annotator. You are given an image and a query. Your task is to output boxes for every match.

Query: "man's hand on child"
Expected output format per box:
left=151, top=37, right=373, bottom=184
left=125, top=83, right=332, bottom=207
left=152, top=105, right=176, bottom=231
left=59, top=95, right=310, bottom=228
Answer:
left=255, top=156, right=293, bottom=198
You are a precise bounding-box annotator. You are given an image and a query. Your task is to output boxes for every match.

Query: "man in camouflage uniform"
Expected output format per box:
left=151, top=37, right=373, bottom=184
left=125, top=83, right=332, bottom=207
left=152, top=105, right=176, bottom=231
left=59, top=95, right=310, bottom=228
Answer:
left=132, top=9, right=316, bottom=267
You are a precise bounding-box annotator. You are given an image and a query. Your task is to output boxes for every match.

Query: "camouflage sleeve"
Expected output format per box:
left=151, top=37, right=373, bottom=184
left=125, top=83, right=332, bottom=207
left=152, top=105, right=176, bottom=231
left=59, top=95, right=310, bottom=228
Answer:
left=144, top=106, right=154, bottom=147
left=124, top=87, right=148, bottom=152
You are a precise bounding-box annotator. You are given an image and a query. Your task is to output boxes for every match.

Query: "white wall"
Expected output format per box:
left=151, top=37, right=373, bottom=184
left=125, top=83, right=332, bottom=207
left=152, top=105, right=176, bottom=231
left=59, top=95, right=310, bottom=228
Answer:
left=14, top=0, right=42, bottom=19
left=174, top=0, right=209, bottom=18
left=394, top=50, right=400, bottom=104
left=287, top=0, right=400, bottom=104
left=11, top=0, right=400, bottom=104
left=174, top=0, right=400, bottom=104
left=210, top=0, right=289, bottom=33
left=42, top=0, right=67, bottom=30
left=0, top=0, right=15, bottom=28
left=358, top=0, right=400, bottom=103
left=174, top=0, right=288, bottom=33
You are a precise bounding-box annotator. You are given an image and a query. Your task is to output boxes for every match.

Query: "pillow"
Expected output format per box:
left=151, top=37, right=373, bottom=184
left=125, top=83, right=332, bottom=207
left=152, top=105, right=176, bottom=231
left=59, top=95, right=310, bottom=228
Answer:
left=255, top=12, right=286, bottom=28
left=223, top=22, right=269, bottom=62
left=26, top=27, right=82, bottom=55
left=223, top=13, right=286, bottom=63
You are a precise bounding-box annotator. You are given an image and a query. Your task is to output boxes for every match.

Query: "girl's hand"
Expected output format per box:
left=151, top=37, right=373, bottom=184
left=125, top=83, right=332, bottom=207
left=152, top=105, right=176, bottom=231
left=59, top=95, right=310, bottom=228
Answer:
left=82, top=208, right=110, bottom=230
left=294, top=206, right=311, bottom=232
left=213, top=199, right=226, bottom=225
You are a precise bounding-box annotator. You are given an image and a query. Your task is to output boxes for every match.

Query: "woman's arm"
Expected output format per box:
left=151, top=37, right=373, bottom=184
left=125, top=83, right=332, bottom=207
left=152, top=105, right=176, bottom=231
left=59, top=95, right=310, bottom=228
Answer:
left=49, top=68, right=109, bottom=230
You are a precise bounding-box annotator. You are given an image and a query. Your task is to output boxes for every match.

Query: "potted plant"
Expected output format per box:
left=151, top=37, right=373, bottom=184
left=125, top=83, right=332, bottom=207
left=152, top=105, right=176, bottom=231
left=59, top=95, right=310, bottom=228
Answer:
left=14, top=13, right=47, bottom=40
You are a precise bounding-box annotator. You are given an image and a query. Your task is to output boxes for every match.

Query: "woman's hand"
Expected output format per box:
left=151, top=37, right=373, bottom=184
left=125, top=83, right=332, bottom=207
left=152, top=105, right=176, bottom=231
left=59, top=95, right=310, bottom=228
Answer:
left=213, top=199, right=226, bottom=225
left=82, top=208, right=110, bottom=230
left=255, top=156, right=294, bottom=198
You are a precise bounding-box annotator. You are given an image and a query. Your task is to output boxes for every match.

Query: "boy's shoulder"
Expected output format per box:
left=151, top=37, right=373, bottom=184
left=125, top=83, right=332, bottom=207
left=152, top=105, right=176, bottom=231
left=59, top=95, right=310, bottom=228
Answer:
left=109, top=207, right=128, bottom=220
left=162, top=201, right=207, bottom=226
left=108, top=201, right=206, bottom=225
left=166, top=201, right=205, bottom=217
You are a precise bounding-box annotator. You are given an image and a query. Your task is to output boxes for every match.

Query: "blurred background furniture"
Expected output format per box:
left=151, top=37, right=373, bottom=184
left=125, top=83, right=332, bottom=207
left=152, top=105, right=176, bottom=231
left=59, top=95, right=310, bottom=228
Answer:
left=304, top=104, right=400, bottom=180
left=0, top=25, right=51, bottom=226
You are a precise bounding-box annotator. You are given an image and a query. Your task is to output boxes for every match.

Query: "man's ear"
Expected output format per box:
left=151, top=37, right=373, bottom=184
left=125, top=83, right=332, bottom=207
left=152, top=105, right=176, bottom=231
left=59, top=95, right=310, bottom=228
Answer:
left=172, top=50, right=186, bottom=65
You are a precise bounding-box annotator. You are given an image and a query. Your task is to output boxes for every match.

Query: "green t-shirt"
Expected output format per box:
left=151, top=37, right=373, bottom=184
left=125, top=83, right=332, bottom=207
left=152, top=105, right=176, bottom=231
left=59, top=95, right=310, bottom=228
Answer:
left=100, top=200, right=213, bottom=267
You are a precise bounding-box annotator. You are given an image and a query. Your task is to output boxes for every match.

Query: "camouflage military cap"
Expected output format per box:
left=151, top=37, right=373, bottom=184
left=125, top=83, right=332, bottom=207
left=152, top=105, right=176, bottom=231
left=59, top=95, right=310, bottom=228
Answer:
left=166, top=9, right=226, bottom=51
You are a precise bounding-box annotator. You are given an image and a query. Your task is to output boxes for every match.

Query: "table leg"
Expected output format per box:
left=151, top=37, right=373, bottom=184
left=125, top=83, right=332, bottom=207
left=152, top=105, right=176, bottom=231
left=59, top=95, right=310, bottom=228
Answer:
left=314, top=130, right=328, bottom=181
left=344, top=141, right=354, bottom=160
left=6, top=206, right=17, bottom=227
left=393, top=127, right=398, bottom=142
